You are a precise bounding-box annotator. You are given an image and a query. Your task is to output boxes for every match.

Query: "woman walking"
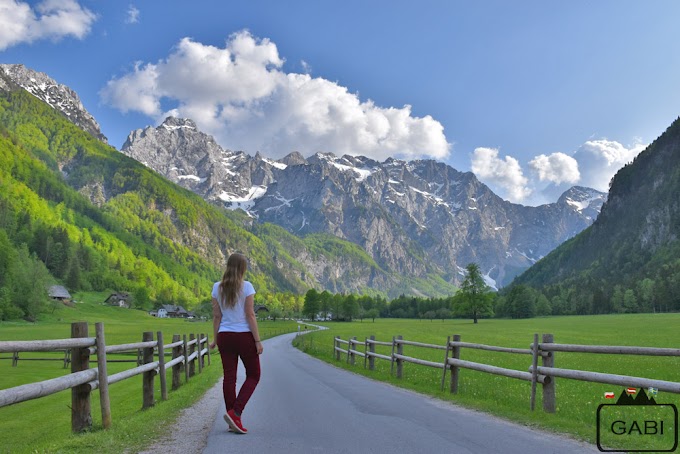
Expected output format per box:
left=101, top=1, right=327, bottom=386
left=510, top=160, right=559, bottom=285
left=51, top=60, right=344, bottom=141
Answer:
left=210, top=253, right=263, bottom=434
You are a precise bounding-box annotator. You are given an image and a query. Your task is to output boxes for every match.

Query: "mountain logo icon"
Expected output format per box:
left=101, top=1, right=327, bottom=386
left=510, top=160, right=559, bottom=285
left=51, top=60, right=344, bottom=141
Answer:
left=615, top=387, right=657, bottom=406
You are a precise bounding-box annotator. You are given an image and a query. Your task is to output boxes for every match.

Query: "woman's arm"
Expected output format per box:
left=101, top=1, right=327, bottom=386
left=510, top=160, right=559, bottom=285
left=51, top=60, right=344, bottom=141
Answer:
left=244, top=295, right=263, bottom=354
left=210, top=297, right=221, bottom=349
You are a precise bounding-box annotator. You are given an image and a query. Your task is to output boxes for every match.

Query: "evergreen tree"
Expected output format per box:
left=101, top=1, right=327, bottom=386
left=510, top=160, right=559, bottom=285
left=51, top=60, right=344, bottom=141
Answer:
left=303, top=288, right=320, bottom=321
left=456, top=263, right=494, bottom=323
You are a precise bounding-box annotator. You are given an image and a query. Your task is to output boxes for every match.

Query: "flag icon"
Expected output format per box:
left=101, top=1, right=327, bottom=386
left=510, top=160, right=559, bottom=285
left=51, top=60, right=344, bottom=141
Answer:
left=626, top=387, right=637, bottom=395
left=604, top=392, right=616, bottom=399
left=648, top=387, right=658, bottom=397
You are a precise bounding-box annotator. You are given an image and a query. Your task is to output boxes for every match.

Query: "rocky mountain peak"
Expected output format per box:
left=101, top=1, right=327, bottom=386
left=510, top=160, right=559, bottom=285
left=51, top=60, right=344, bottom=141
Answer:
left=557, top=185, right=607, bottom=220
left=0, top=64, right=107, bottom=143
left=161, top=116, right=197, bottom=129
left=280, top=151, right=307, bottom=166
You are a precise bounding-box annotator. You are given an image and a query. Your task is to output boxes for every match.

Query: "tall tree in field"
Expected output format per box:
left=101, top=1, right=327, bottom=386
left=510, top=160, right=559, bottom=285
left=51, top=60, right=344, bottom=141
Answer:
left=303, top=288, right=320, bottom=321
left=458, top=263, right=494, bottom=323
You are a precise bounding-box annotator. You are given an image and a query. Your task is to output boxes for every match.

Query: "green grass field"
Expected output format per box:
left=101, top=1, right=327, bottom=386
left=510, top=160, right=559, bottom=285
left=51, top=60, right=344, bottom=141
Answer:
left=294, top=314, right=680, bottom=450
left=0, top=292, right=299, bottom=454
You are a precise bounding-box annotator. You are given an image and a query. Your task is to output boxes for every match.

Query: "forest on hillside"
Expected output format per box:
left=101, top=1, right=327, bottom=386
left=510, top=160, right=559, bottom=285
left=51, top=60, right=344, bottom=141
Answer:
left=0, top=89, right=314, bottom=321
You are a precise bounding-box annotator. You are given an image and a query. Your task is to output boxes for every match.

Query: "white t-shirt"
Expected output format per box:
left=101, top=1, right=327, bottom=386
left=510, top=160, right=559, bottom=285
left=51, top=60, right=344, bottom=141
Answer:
left=212, top=280, right=256, bottom=333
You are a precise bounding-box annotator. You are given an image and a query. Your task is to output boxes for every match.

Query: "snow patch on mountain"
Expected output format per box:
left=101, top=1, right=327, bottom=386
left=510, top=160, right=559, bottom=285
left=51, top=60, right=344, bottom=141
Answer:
left=262, top=157, right=287, bottom=170
left=163, top=122, right=195, bottom=132
left=219, top=185, right=268, bottom=212
left=566, top=195, right=600, bottom=212
left=264, top=192, right=295, bottom=213
left=178, top=175, right=206, bottom=183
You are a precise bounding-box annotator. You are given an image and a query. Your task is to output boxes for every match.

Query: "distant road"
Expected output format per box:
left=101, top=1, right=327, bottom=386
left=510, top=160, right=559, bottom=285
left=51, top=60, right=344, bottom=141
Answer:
left=203, top=332, right=600, bottom=454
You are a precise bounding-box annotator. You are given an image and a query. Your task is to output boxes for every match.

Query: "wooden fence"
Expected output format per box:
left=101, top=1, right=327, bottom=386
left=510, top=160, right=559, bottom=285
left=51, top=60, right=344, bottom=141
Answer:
left=0, top=322, right=211, bottom=432
left=334, top=333, right=680, bottom=412
left=0, top=349, right=71, bottom=368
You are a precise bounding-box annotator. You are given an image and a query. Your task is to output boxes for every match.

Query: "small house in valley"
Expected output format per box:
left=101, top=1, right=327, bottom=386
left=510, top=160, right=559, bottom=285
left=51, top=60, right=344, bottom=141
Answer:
left=105, top=292, right=131, bottom=308
left=150, top=308, right=168, bottom=318
left=161, top=305, right=190, bottom=318
left=48, top=285, right=71, bottom=302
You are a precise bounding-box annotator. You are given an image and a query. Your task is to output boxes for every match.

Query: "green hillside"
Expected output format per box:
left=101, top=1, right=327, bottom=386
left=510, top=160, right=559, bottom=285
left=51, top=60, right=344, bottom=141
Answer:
left=0, top=88, right=315, bottom=320
left=508, top=117, right=680, bottom=314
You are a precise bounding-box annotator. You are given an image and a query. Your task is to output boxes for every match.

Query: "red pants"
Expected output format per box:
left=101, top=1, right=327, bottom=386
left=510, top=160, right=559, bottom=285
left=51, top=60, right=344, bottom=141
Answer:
left=216, top=331, right=261, bottom=415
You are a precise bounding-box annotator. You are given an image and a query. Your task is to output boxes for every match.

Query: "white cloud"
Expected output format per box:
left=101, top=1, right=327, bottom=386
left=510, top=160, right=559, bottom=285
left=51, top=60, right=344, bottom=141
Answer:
left=572, top=139, right=646, bottom=191
left=470, top=138, right=647, bottom=206
left=101, top=61, right=160, bottom=115
left=529, top=152, right=580, bottom=184
left=101, top=30, right=451, bottom=161
left=0, top=0, right=96, bottom=50
left=471, top=147, right=531, bottom=203
left=125, top=4, right=139, bottom=24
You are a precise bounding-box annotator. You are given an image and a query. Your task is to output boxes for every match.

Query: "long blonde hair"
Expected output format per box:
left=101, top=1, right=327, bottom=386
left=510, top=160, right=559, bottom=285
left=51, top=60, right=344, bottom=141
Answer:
left=218, top=253, right=248, bottom=309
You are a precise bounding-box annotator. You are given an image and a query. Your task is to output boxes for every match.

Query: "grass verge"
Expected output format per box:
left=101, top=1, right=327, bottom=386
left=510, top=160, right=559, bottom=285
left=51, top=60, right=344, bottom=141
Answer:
left=0, top=294, right=299, bottom=453
left=293, top=314, right=680, bottom=450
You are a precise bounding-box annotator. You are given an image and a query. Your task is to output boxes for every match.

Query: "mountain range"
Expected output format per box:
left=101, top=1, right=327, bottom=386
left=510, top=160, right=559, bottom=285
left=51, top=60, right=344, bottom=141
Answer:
left=1, top=63, right=607, bottom=298
left=120, top=116, right=605, bottom=289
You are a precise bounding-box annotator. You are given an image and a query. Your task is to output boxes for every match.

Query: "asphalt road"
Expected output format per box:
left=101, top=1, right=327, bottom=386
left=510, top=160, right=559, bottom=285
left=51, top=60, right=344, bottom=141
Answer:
left=203, top=332, right=600, bottom=454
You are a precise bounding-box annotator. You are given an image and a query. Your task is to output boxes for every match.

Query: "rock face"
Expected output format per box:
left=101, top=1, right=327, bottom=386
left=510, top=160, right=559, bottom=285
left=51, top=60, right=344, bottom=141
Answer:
left=0, top=64, right=107, bottom=143
left=123, top=117, right=607, bottom=289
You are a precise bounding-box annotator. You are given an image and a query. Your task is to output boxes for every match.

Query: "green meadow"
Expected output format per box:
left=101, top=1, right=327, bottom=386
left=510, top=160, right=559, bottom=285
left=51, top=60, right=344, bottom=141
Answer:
left=294, top=314, right=680, bottom=449
left=0, top=292, right=299, bottom=454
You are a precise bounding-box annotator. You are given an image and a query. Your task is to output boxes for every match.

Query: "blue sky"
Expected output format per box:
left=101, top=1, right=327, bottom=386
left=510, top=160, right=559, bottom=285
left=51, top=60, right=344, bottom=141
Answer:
left=1, top=1, right=679, bottom=205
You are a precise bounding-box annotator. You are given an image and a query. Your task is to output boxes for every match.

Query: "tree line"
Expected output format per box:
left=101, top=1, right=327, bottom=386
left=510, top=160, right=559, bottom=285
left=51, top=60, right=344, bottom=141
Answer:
left=301, top=263, right=499, bottom=322
left=300, top=260, right=680, bottom=322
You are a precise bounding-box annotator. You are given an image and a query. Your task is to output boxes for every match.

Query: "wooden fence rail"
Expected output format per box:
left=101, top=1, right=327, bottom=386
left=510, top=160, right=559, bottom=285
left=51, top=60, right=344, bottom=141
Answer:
left=333, top=333, right=680, bottom=413
left=0, top=349, right=72, bottom=368
left=0, top=322, right=212, bottom=433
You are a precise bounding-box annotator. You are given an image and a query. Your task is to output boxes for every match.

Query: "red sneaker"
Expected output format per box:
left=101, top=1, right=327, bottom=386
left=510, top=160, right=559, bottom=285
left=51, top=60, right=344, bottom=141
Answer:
left=224, top=409, right=248, bottom=434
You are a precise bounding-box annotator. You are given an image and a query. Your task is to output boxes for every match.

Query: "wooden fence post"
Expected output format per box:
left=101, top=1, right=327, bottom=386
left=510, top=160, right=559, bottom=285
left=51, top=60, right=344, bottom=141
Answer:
left=363, top=338, right=368, bottom=369
left=189, top=334, right=196, bottom=377
left=396, top=335, right=403, bottom=379
left=198, top=334, right=204, bottom=373
left=206, top=334, right=211, bottom=366
left=95, top=322, right=111, bottom=429
left=172, top=334, right=181, bottom=390
left=142, top=332, right=155, bottom=409
left=390, top=336, right=396, bottom=376
left=157, top=331, right=167, bottom=401
left=441, top=335, right=451, bottom=391
left=368, top=335, right=375, bottom=370
left=183, top=335, right=189, bottom=383
left=450, top=334, right=461, bottom=394
left=542, top=333, right=556, bottom=413
left=71, top=322, right=92, bottom=433
left=530, top=333, right=539, bottom=411
left=349, top=337, right=357, bottom=366
left=335, top=337, right=341, bottom=361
